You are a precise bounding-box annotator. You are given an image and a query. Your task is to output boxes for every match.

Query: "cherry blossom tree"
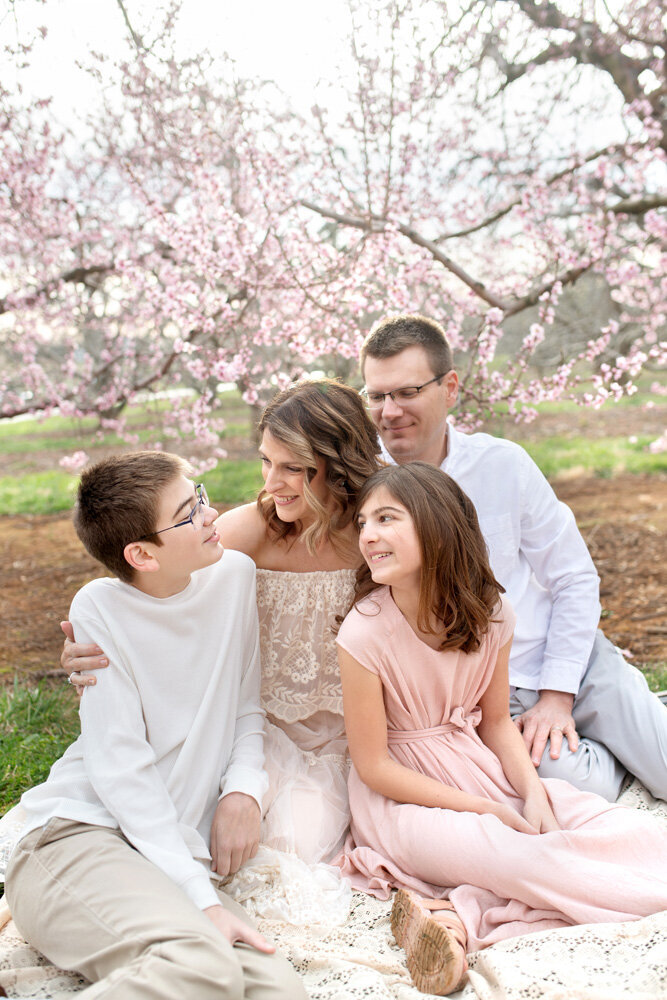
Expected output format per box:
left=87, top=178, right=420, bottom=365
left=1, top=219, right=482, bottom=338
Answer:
left=1, top=0, right=664, bottom=462
left=0, top=5, right=335, bottom=464
left=300, top=0, right=666, bottom=423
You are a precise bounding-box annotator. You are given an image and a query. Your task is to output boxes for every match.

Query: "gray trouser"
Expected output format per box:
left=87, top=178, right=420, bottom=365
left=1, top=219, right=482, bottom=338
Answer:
left=510, top=630, right=667, bottom=802
left=5, top=819, right=306, bottom=1000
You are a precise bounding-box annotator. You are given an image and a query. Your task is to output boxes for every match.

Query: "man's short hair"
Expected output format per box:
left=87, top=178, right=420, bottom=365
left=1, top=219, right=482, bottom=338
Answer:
left=73, top=452, right=192, bottom=582
left=360, top=314, right=454, bottom=378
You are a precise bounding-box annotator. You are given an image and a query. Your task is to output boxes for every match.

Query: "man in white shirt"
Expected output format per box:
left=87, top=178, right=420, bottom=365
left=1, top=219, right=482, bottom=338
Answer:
left=5, top=452, right=306, bottom=1000
left=360, top=314, right=667, bottom=801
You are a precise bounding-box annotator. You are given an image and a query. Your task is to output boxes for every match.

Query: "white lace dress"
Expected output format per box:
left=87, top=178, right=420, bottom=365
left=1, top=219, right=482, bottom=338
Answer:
left=257, top=568, right=355, bottom=864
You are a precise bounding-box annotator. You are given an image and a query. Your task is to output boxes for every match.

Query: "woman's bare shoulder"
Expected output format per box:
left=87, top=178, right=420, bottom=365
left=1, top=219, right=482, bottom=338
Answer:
left=216, top=503, right=267, bottom=559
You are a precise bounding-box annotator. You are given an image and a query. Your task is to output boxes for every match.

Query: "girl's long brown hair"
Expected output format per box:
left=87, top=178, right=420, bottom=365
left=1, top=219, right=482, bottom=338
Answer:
left=257, top=379, right=382, bottom=555
left=347, top=462, right=504, bottom=653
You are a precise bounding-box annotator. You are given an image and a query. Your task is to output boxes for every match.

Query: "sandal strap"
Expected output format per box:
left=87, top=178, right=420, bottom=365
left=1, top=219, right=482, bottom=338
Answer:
left=411, top=895, right=467, bottom=950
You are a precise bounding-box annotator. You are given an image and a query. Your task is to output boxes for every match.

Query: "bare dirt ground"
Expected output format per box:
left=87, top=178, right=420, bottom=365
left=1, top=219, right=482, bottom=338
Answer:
left=1, top=405, right=665, bottom=683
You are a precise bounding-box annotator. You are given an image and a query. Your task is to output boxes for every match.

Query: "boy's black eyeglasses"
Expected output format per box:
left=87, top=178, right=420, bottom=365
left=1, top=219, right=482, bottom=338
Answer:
left=136, top=484, right=208, bottom=541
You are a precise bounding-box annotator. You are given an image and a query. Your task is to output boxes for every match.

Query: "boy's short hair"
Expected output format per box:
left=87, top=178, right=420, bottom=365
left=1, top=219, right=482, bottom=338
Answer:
left=73, top=452, right=192, bottom=582
left=360, top=314, right=454, bottom=378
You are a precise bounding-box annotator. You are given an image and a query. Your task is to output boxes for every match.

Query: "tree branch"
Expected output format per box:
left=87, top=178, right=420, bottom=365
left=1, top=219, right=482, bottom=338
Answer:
left=300, top=200, right=508, bottom=309
left=435, top=143, right=628, bottom=241
left=494, top=1, right=663, bottom=145
left=114, top=0, right=145, bottom=52
left=0, top=264, right=114, bottom=317
left=301, top=198, right=601, bottom=321
left=610, top=194, right=667, bottom=215
left=504, top=261, right=593, bottom=318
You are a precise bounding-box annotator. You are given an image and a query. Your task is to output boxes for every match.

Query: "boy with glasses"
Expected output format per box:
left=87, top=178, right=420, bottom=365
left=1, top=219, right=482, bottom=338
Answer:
left=5, top=452, right=305, bottom=1000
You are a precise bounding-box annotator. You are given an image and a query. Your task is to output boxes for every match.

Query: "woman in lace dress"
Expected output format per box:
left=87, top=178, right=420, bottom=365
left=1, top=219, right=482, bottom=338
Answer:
left=335, top=463, right=667, bottom=995
left=219, top=379, right=381, bottom=864
left=59, top=379, right=381, bottom=869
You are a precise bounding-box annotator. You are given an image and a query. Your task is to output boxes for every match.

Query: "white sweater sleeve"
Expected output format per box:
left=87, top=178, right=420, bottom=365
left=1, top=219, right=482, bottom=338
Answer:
left=218, top=588, right=269, bottom=809
left=75, top=615, right=220, bottom=911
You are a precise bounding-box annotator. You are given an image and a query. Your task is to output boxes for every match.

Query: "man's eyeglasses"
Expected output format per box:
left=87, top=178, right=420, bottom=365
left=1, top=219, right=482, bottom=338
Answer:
left=137, top=484, right=209, bottom=541
left=361, top=373, right=447, bottom=409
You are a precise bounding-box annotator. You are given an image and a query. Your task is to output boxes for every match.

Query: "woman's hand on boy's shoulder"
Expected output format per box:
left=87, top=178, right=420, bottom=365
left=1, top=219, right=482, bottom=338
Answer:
left=61, top=620, right=109, bottom=694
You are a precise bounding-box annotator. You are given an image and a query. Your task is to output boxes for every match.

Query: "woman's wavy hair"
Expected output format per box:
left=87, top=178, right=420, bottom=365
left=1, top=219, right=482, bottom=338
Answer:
left=257, top=379, right=382, bottom=554
left=348, top=462, right=504, bottom=653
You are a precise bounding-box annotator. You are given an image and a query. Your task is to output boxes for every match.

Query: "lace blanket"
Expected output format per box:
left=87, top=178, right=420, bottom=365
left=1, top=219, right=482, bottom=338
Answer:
left=1, top=780, right=665, bottom=1000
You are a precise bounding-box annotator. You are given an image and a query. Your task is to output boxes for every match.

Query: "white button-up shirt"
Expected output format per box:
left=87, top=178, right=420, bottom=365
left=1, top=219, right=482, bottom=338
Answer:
left=382, top=424, right=601, bottom=694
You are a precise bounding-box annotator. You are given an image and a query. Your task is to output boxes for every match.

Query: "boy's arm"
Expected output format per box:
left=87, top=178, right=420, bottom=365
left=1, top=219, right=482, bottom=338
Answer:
left=211, top=595, right=268, bottom=876
left=74, top=613, right=221, bottom=912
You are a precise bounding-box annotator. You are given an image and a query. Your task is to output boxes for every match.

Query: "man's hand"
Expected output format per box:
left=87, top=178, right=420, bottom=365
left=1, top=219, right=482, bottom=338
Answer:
left=203, top=904, right=274, bottom=953
left=210, top=792, right=261, bottom=877
left=514, top=690, right=579, bottom=767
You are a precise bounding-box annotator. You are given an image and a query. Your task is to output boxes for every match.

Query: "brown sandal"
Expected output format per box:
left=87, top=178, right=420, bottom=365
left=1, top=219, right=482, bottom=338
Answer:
left=391, top=889, right=468, bottom=996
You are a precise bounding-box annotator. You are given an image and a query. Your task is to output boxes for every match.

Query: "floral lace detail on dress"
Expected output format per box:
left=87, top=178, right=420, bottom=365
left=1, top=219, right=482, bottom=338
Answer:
left=256, top=568, right=356, bottom=724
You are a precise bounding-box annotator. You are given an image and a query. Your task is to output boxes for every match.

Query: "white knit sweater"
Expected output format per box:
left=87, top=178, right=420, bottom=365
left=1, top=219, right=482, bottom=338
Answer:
left=19, top=549, right=267, bottom=910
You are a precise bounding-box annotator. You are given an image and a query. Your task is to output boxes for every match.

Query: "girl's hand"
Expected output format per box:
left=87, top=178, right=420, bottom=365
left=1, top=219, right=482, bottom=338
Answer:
left=522, top=790, right=560, bottom=833
left=61, top=621, right=109, bottom=692
left=487, top=802, right=538, bottom=835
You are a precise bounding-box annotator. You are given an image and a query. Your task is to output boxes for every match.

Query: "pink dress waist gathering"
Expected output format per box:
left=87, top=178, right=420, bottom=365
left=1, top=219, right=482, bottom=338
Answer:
left=386, top=707, right=482, bottom=745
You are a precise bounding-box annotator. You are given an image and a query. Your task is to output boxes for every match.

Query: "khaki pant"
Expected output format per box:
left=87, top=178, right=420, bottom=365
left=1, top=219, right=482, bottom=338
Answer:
left=6, top=819, right=307, bottom=1000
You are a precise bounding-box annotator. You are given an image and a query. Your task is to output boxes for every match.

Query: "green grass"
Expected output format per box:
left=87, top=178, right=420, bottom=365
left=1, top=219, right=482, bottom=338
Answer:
left=0, top=470, right=80, bottom=514
left=0, top=414, right=101, bottom=439
left=0, top=417, right=255, bottom=456
left=0, top=389, right=261, bottom=514
left=644, top=662, right=667, bottom=694
left=521, top=435, right=667, bottom=479
left=206, top=461, right=263, bottom=507
left=0, top=681, right=80, bottom=815
left=1, top=435, right=662, bottom=515
left=0, top=392, right=253, bottom=441
left=0, top=426, right=176, bottom=455
left=0, top=392, right=255, bottom=474
left=488, top=389, right=660, bottom=420
left=0, top=461, right=263, bottom=515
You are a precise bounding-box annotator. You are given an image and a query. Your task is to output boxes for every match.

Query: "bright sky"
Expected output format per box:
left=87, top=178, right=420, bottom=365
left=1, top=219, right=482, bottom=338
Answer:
left=2, top=0, right=642, bottom=172
left=4, top=0, right=352, bottom=122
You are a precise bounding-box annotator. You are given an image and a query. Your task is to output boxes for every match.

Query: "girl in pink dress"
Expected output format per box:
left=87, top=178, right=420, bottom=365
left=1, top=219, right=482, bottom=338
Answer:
left=335, top=462, right=667, bottom=996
